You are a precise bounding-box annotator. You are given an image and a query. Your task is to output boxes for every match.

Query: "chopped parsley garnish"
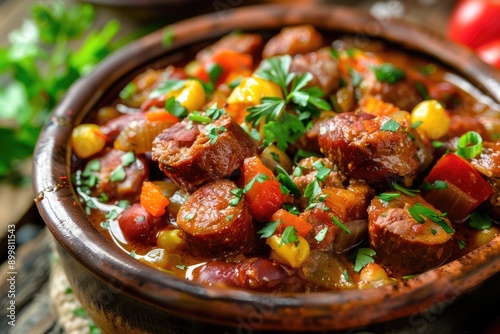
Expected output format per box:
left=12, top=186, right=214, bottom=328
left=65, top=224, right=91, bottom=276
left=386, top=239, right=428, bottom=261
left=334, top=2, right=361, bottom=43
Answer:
left=149, top=79, right=186, bottom=99
left=119, top=82, right=137, bottom=100
left=349, top=68, right=363, bottom=87
left=184, top=213, right=195, bottom=221
left=130, top=250, right=136, bottom=258
left=371, top=63, right=406, bottom=84
left=246, top=55, right=331, bottom=151
left=458, top=240, right=466, bottom=250
left=270, top=152, right=281, bottom=163
left=314, top=227, right=328, bottom=242
left=408, top=203, right=454, bottom=234
left=229, top=173, right=270, bottom=206
left=165, top=96, right=188, bottom=118
left=280, top=226, right=299, bottom=246
left=342, top=270, right=349, bottom=282
left=411, top=120, right=423, bottom=129
left=100, top=221, right=110, bottom=229
left=468, top=210, right=492, bottom=230
left=377, top=192, right=401, bottom=202
left=415, top=82, right=430, bottom=100
left=121, top=151, right=135, bottom=167
left=432, top=140, right=445, bottom=148
left=225, top=214, right=234, bottom=221
left=380, top=119, right=401, bottom=132
left=206, top=124, right=227, bottom=145
left=188, top=111, right=212, bottom=124
left=162, top=25, right=174, bottom=48
left=311, top=160, right=331, bottom=182
left=257, top=221, right=279, bottom=238
left=198, top=63, right=223, bottom=93
left=175, top=264, right=186, bottom=270
left=353, top=248, right=376, bottom=272
left=331, top=215, right=351, bottom=235
left=275, top=165, right=300, bottom=197
left=392, top=182, right=420, bottom=196
left=421, top=180, right=448, bottom=191
left=109, top=165, right=126, bottom=182
left=304, top=179, right=322, bottom=202
left=205, top=103, right=226, bottom=120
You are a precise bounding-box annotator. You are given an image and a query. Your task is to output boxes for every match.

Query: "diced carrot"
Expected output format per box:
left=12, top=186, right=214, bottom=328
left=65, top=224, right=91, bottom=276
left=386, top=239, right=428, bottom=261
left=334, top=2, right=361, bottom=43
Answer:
left=140, top=181, right=170, bottom=217
left=194, top=49, right=253, bottom=84
left=241, top=156, right=284, bottom=221
left=272, top=209, right=312, bottom=238
left=145, top=109, right=179, bottom=123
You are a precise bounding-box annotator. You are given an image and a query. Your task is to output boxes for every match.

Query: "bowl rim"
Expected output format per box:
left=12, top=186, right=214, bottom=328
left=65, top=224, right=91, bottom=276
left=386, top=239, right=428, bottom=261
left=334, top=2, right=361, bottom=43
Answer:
left=33, top=2, right=500, bottom=330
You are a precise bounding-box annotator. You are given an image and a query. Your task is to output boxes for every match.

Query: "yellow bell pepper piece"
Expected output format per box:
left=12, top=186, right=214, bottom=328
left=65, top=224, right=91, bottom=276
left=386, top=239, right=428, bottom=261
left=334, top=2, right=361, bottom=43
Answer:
left=167, top=79, right=206, bottom=113
left=411, top=100, right=450, bottom=140
left=267, top=234, right=310, bottom=268
left=227, top=76, right=283, bottom=108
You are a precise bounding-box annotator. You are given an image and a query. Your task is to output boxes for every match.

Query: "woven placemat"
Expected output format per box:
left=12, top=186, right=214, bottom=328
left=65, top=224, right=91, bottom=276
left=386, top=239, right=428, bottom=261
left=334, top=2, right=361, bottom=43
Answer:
left=49, top=248, right=101, bottom=334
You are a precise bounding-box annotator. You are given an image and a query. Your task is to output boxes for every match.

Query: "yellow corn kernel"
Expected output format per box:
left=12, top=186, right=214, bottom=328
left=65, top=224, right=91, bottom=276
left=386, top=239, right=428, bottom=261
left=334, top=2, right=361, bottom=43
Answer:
left=359, top=262, right=390, bottom=283
left=157, top=228, right=185, bottom=252
left=410, top=100, right=450, bottom=139
left=267, top=234, right=310, bottom=268
left=227, top=76, right=284, bottom=108
left=473, top=226, right=499, bottom=248
left=71, top=124, right=106, bottom=159
left=168, top=79, right=206, bottom=112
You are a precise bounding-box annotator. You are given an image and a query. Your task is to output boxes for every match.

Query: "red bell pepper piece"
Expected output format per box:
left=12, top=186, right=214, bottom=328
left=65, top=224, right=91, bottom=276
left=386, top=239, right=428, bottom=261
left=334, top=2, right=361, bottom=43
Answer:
left=421, top=153, right=494, bottom=221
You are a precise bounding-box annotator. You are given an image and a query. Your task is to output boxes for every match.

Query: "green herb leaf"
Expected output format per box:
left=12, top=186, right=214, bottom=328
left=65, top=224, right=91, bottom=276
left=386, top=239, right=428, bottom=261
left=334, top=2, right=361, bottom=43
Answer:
left=331, top=215, right=351, bottom=235
left=312, top=160, right=331, bottom=182
left=121, top=151, right=135, bottom=167
left=314, top=227, right=328, bottom=242
left=110, top=166, right=126, bottom=182
left=275, top=165, right=300, bottom=197
left=149, top=80, right=186, bottom=99
left=206, top=124, right=227, bottom=145
left=372, top=63, right=406, bottom=84
left=354, top=248, right=376, bottom=272
left=280, top=226, right=299, bottom=246
left=304, top=179, right=321, bottom=203
left=257, top=221, right=279, bottom=238
left=380, top=119, right=401, bottom=132
left=378, top=192, right=401, bottom=202
left=392, top=182, right=420, bottom=196
left=165, top=96, right=188, bottom=118
left=408, top=203, right=454, bottom=234
left=468, top=210, right=492, bottom=230
left=119, top=82, right=137, bottom=100
left=176, top=264, right=186, bottom=270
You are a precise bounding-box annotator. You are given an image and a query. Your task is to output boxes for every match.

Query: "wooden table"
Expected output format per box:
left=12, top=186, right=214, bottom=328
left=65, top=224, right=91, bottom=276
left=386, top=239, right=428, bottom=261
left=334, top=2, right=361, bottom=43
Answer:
left=2, top=0, right=500, bottom=333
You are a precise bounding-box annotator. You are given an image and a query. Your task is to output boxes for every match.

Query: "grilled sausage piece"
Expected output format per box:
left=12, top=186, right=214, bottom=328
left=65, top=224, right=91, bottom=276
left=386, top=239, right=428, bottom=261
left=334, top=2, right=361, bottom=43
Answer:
left=176, top=179, right=256, bottom=258
left=368, top=194, right=454, bottom=276
left=471, top=141, right=500, bottom=218
left=262, top=25, right=323, bottom=58
left=196, top=33, right=263, bottom=62
left=118, top=203, right=164, bottom=246
left=152, top=114, right=258, bottom=193
left=362, top=74, right=422, bottom=112
left=191, top=257, right=288, bottom=292
left=318, top=112, right=420, bottom=188
left=85, top=148, right=148, bottom=201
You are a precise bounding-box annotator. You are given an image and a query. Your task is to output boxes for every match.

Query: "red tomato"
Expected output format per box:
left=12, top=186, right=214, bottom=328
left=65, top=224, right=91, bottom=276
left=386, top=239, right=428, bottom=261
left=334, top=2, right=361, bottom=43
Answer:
left=447, top=0, right=500, bottom=49
left=476, top=38, right=500, bottom=69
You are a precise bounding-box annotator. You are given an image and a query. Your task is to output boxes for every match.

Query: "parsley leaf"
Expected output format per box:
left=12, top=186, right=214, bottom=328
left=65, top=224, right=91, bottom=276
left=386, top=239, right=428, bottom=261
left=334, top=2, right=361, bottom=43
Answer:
left=408, top=203, right=454, bottom=234
left=275, top=165, right=300, bottom=197
left=392, top=182, right=420, bottom=196
left=354, top=248, right=376, bottom=272
left=148, top=79, right=186, bottom=99
left=205, top=124, right=227, bottom=145
left=380, top=119, right=401, bottom=132
left=165, top=96, right=187, bottom=118
left=315, top=226, right=328, bottom=242
left=331, top=215, right=351, bottom=235
left=371, top=63, right=406, bottom=84
left=257, top=221, right=279, bottom=238
left=468, top=210, right=492, bottom=230
left=280, top=226, right=299, bottom=246
left=377, top=192, right=401, bottom=202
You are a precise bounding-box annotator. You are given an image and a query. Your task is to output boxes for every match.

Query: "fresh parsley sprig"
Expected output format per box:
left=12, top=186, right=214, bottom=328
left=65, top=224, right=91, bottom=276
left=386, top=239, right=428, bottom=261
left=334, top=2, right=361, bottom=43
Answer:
left=245, top=55, right=331, bottom=151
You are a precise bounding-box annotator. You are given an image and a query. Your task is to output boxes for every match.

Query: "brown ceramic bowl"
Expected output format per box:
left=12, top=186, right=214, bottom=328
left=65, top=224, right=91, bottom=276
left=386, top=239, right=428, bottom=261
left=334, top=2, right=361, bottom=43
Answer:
left=33, top=3, right=500, bottom=333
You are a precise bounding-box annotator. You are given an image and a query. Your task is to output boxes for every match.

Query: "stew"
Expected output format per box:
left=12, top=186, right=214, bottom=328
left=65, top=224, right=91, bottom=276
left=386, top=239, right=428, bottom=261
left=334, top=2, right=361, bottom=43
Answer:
left=71, top=25, right=500, bottom=293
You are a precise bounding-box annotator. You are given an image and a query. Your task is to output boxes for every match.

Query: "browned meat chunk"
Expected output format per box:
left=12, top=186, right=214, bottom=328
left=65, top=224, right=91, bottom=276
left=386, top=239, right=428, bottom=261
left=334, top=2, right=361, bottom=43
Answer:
left=318, top=112, right=420, bottom=187
left=368, top=194, right=454, bottom=276
left=362, top=74, right=422, bottom=111
left=191, top=257, right=290, bottom=292
left=176, top=179, right=256, bottom=257
left=262, top=25, right=323, bottom=58
left=196, top=33, right=263, bottom=62
left=471, top=141, right=500, bottom=218
left=152, top=114, right=258, bottom=192
left=101, top=113, right=143, bottom=144
left=302, top=208, right=339, bottom=251
left=85, top=149, right=148, bottom=201
left=290, top=50, right=340, bottom=95
left=448, top=115, right=491, bottom=141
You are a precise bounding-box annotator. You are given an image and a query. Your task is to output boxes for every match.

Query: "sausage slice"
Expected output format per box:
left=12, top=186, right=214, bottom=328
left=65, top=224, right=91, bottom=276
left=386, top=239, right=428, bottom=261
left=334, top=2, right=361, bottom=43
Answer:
left=176, top=179, right=256, bottom=257
left=152, top=114, right=258, bottom=192
left=368, top=194, right=454, bottom=276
